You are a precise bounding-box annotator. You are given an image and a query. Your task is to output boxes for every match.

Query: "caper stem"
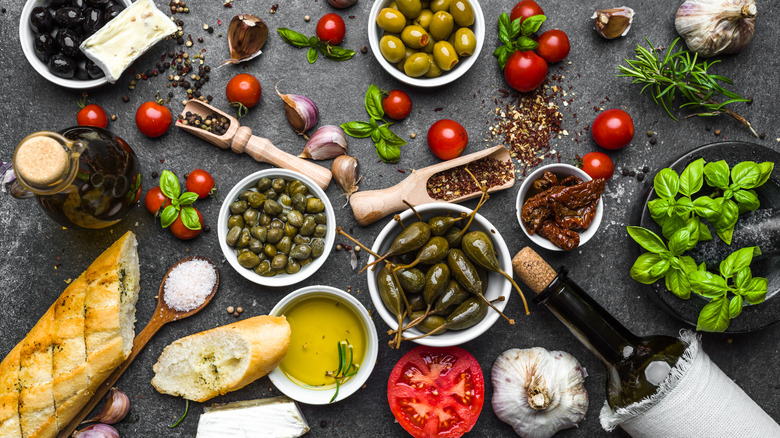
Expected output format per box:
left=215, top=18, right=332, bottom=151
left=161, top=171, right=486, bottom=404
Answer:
left=501, top=271, right=530, bottom=315
left=402, top=200, right=424, bottom=222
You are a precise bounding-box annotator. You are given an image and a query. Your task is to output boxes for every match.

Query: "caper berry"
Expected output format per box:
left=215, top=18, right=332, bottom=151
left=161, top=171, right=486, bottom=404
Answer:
left=250, top=225, right=267, bottom=242
left=314, top=224, right=327, bottom=238
left=228, top=215, right=245, bottom=229
left=243, top=208, right=259, bottom=227
left=286, top=259, right=301, bottom=274
left=264, top=199, right=283, bottom=215
left=277, top=236, right=292, bottom=255
left=247, top=191, right=266, bottom=209
left=238, top=251, right=261, bottom=268
left=300, top=216, right=316, bottom=236
left=288, top=210, right=304, bottom=227
left=226, top=226, right=242, bottom=246
left=271, top=254, right=288, bottom=269
left=230, top=200, right=248, bottom=214
left=272, top=178, right=286, bottom=192
left=267, top=228, right=284, bottom=244
left=311, top=238, right=325, bottom=258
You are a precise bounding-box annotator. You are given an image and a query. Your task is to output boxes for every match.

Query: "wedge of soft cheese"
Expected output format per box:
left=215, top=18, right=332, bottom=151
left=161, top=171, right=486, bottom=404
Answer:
left=80, top=0, right=178, bottom=83
left=196, top=397, right=310, bottom=438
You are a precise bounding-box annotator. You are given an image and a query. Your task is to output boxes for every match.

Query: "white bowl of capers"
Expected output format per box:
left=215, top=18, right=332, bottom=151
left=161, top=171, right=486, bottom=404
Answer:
left=218, top=169, right=336, bottom=288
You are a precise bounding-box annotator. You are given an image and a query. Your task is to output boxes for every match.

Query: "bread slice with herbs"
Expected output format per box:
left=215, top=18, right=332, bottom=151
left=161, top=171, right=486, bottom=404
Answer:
left=151, top=316, right=291, bottom=402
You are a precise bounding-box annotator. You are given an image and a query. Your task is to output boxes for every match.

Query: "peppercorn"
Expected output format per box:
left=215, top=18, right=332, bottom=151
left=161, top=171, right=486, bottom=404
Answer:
left=649, top=137, right=657, bottom=145
left=714, top=129, right=721, bottom=136
left=237, top=307, right=243, bottom=314
left=629, top=170, right=636, bottom=177
left=622, top=167, right=629, bottom=176
left=361, top=45, right=368, bottom=54
left=233, top=311, right=239, bottom=317
left=122, top=95, right=130, bottom=103
left=304, top=15, right=310, bottom=21
left=151, top=171, right=159, bottom=178
left=646, top=130, right=654, bottom=137
left=320, top=421, right=327, bottom=428
left=227, top=306, right=234, bottom=313
left=642, top=165, right=649, bottom=173
left=110, top=115, right=117, bottom=121
left=760, top=133, right=766, bottom=140
left=177, top=37, right=184, bottom=44
left=335, top=244, right=342, bottom=251
left=204, top=225, right=211, bottom=233
left=637, top=172, right=645, bottom=181
left=198, top=37, right=204, bottom=43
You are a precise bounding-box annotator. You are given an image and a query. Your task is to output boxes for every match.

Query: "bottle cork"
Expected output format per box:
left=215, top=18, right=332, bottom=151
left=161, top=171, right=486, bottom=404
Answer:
left=14, top=136, right=68, bottom=187
left=512, top=247, right=557, bottom=294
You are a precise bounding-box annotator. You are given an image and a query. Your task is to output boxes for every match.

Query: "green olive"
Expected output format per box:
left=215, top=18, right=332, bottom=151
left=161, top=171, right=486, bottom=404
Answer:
left=229, top=200, right=247, bottom=215
left=452, top=27, right=476, bottom=56
left=226, top=225, right=242, bottom=246
left=376, top=8, right=406, bottom=34
left=380, top=35, right=406, bottom=63
left=449, top=0, right=474, bottom=26
left=403, top=52, right=431, bottom=77
left=414, top=9, right=433, bottom=30
left=227, top=215, right=245, bottom=229
left=420, top=37, right=435, bottom=54
left=397, top=0, right=422, bottom=19
left=428, top=11, right=454, bottom=41
left=430, top=0, right=451, bottom=12
left=306, top=198, right=325, bottom=214
left=433, top=41, right=459, bottom=71
left=256, top=177, right=272, bottom=192
left=388, top=1, right=399, bottom=9
left=237, top=251, right=261, bottom=269
left=400, top=25, right=429, bottom=49
left=425, top=60, right=443, bottom=77
left=243, top=208, right=259, bottom=227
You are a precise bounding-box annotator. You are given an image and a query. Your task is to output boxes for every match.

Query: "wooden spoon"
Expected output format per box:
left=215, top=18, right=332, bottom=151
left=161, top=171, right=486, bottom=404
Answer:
left=350, top=145, right=515, bottom=226
left=58, top=256, right=220, bottom=438
left=176, top=99, right=332, bottom=190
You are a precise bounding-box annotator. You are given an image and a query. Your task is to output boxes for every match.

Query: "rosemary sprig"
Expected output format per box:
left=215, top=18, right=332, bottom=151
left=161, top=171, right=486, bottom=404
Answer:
left=617, top=38, right=757, bottom=137
left=325, top=340, right=359, bottom=403
left=169, top=399, right=189, bottom=428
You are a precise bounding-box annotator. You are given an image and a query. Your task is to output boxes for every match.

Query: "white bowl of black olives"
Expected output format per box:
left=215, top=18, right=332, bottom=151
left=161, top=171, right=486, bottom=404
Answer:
left=218, top=169, right=336, bottom=288
left=19, top=0, right=130, bottom=89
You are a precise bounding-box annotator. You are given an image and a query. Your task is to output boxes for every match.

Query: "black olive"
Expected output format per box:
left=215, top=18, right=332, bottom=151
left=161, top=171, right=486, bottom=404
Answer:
left=82, top=7, right=103, bottom=35
left=50, top=0, right=70, bottom=6
left=48, top=54, right=77, bottom=78
left=33, top=33, right=59, bottom=63
left=56, top=28, right=81, bottom=58
left=70, top=0, right=88, bottom=9
left=103, top=4, right=123, bottom=20
left=75, top=62, right=90, bottom=80
left=87, top=0, right=110, bottom=6
left=30, top=7, right=55, bottom=33
left=55, top=7, right=83, bottom=29
left=85, top=60, right=104, bottom=79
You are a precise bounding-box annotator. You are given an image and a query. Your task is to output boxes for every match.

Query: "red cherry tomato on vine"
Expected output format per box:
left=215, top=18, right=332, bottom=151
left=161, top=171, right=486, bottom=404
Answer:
left=504, top=50, right=548, bottom=92
left=581, top=152, right=614, bottom=180
left=226, top=73, right=262, bottom=109
left=170, top=208, right=203, bottom=240
left=427, top=119, right=468, bottom=160
left=382, top=90, right=412, bottom=120
left=186, top=169, right=215, bottom=199
left=144, top=186, right=169, bottom=214
left=77, top=104, right=108, bottom=128
left=537, top=29, right=570, bottom=63
left=592, top=109, right=635, bottom=150
left=135, top=101, right=172, bottom=138
left=510, top=0, right=544, bottom=23
left=316, top=13, right=346, bottom=45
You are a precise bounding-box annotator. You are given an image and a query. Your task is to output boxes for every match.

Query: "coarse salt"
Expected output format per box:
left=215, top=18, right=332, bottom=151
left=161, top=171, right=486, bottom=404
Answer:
left=164, top=259, right=217, bottom=312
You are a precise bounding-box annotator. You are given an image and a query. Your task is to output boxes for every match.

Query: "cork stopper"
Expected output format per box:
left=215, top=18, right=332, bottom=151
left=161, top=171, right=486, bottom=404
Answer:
left=512, top=247, right=557, bottom=294
left=14, top=136, right=68, bottom=187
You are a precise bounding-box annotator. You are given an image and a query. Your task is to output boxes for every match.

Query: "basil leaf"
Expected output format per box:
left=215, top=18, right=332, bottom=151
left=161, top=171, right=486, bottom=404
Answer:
left=627, top=226, right=667, bottom=254
left=648, top=198, right=671, bottom=220
left=698, top=262, right=707, bottom=271
left=665, top=267, right=691, bottom=299
left=734, top=266, right=752, bottom=289
left=688, top=271, right=728, bottom=298
left=498, top=13, right=512, bottom=45
left=630, top=253, right=666, bottom=284
left=679, top=158, right=705, bottom=196
left=160, top=170, right=180, bottom=200
left=379, top=125, right=406, bottom=147
left=698, top=222, right=713, bottom=241
left=498, top=47, right=511, bottom=70
left=714, top=199, right=739, bottom=244
left=371, top=129, right=380, bottom=142
left=668, top=228, right=691, bottom=256
left=754, top=162, right=774, bottom=188
left=309, top=36, right=318, bottom=47
left=653, top=168, right=680, bottom=199
left=731, top=161, right=760, bottom=189
left=341, top=121, right=374, bottom=138
left=278, top=28, right=311, bottom=48
left=679, top=256, right=698, bottom=273
left=375, top=138, right=400, bottom=163
left=520, top=14, right=546, bottom=36
left=365, top=84, right=385, bottom=120
left=742, top=277, right=768, bottom=304
left=180, top=206, right=202, bottom=231
left=307, top=46, right=319, bottom=63
left=515, top=35, right=539, bottom=51
left=703, top=160, right=730, bottom=189
left=729, top=295, right=743, bottom=319
left=661, top=214, right=686, bottom=240
left=178, top=192, right=199, bottom=207
left=696, top=296, right=730, bottom=332
left=321, top=44, right=356, bottom=61
left=682, top=217, right=701, bottom=251
left=719, top=246, right=760, bottom=278
left=510, top=17, right=522, bottom=39
left=692, top=196, right=722, bottom=221
left=673, top=197, right=693, bottom=216
left=160, top=205, right=178, bottom=229
left=733, top=189, right=759, bottom=212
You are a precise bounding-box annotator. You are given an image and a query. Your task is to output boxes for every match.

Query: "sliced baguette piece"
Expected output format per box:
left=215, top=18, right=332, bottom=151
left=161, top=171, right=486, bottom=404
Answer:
left=152, top=316, right=291, bottom=402
left=0, top=344, right=23, bottom=438
left=19, top=310, right=58, bottom=438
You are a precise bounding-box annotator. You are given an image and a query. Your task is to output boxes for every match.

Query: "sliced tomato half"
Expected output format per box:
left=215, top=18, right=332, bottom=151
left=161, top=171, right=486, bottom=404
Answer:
left=387, top=346, right=484, bottom=438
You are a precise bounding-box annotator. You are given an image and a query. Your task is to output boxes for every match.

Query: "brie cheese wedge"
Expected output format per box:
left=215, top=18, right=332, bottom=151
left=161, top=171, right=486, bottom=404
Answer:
left=196, top=396, right=310, bottom=438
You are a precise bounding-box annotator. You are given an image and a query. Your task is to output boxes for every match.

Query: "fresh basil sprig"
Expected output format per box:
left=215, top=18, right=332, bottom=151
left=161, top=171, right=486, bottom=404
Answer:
left=493, top=14, right=546, bottom=69
left=278, top=28, right=355, bottom=64
left=341, top=85, right=406, bottom=163
left=159, top=170, right=201, bottom=231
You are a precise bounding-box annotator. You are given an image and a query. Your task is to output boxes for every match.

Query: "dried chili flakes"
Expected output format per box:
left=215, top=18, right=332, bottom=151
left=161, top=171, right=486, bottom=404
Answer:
left=426, top=157, right=514, bottom=201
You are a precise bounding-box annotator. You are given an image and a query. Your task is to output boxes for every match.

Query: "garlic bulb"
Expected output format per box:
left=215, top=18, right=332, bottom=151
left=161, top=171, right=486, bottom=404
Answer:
left=675, top=0, right=757, bottom=57
left=492, top=347, right=588, bottom=438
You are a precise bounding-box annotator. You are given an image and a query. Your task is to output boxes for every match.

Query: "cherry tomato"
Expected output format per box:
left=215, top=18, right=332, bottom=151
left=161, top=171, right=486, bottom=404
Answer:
left=186, top=169, right=215, bottom=199
left=226, top=73, right=262, bottom=109
left=581, top=152, right=614, bottom=180
left=316, top=13, right=346, bottom=45
left=144, top=186, right=170, bottom=214
left=388, top=346, right=484, bottom=438
left=592, top=109, right=635, bottom=150
left=537, top=29, right=570, bottom=63
left=135, top=101, right=172, bottom=138
left=427, top=119, right=468, bottom=160
left=77, top=104, right=108, bottom=128
left=382, top=90, right=412, bottom=120
left=504, top=50, right=548, bottom=92
left=510, top=0, right=544, bottom=23
left=170, top=207, right=203, bottom=240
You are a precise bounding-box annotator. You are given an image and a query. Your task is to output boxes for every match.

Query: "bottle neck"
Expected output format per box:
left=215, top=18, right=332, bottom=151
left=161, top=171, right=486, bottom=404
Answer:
left=535, top=268, right=640, bottom=366
left=11, top=132, right=84, bottom=198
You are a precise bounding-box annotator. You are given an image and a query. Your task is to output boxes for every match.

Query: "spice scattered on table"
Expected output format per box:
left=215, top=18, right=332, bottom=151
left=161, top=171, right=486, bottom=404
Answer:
left=427, top=157, right=514, bottom=201
left=163, top=259, right=217, bottom=311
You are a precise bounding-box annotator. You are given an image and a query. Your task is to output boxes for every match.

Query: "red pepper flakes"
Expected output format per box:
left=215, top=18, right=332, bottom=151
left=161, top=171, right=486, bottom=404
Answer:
left=271, top=4, right=279, bottom=13
left=426, top=157, right=514, bottom=201
left=397, top=169, right=406, bottom=174
left=217, top=19, right=222, bottom=26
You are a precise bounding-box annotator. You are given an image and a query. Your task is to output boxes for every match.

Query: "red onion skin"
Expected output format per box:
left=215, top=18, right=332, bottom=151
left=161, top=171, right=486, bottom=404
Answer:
left=328, top=0, right=357, bottom=8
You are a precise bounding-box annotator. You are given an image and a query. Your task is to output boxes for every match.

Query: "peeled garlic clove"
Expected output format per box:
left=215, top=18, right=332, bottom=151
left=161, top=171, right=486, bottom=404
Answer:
left=675, top=0, right=756, bottom=57
left=276, top=83, right=319, bottom=137
left=328, top=0, right=358, bottom=8
left=592, top=7, right=634, bottom=39
left=300, top=126, right=348, bottom=160
left=73, top=424, right=120, bottom=438
left=222, top=14, right=268, bottom=66
left=332, top=155, right=361, bottom=202
left=492, top=347, right=588, bottom=438
left=84, top=387, right=130, bottom=425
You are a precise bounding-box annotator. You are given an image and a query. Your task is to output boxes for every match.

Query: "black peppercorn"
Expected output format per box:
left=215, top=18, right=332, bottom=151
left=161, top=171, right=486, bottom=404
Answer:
left=649, top=137, right=657, bottom=145
left=204, top=225, right=211, bottom=233
left=320, top=421, right=327, bottom=428
left=361, top=45, right=367, bottom=53
left=177, top=37, right=184, bottom=44
left=759, top=133, right=766, bottom=140
left=629, top=170, right=636, bottom=177
left=642, top=166, right=649, bottom=173
left=637, top=172, right=645, bottom=181
left=122, top=95, right=130, bottom=103
left=622, top=167, right=629, bottom=176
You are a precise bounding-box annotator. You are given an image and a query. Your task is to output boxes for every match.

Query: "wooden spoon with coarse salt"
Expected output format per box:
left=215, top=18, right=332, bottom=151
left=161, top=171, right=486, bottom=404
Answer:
left=58, top=256, right=219, bottom=438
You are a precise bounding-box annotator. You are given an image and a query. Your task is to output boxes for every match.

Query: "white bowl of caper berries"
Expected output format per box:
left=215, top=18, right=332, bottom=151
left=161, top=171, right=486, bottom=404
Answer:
left=218, top=169, right=336, bottom=288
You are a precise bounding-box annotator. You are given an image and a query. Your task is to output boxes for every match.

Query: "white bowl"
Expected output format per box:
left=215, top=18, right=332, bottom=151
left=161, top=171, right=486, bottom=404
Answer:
left=19, top=0, right=131, bottom=89
left=515, top=164, right=604, bottom=251
left=268, top=285, right=379, bottom=405
left=217, top=169, right=336, bottom=288
left=368, top=0, right=485, bottom=87
left=367, top=203, right=512, bottom=347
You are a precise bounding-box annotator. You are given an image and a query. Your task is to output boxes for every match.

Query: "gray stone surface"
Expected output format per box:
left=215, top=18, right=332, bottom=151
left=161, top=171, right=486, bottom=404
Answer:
left=1, top=0, right=779, bottom=437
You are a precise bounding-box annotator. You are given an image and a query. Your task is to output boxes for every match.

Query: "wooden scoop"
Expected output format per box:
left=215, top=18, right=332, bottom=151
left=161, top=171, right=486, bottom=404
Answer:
left=58, top=256, right=219, bottom=438
left=350, top=145, right=515, bottom=226
left=176, top=99, right=332, bottom=190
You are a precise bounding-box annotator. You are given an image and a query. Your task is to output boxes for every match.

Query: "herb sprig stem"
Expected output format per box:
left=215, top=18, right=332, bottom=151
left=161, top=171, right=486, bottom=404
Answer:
left=326, top=340, right=359, bottom=403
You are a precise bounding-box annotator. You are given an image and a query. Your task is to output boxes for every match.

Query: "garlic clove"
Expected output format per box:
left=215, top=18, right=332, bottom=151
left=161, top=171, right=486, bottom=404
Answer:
left=592, top=7, right=634, bottom=39
left=276, top=83, right=319, bottom=137
left=327, top=0, right=358, bottom=8
left=222, top=14, right=268, bottom=66
left=332, top=155, right=361, bottom=203
left=84, top=387, right=130, bottom=425
left=300, top=126, right=348, bottom=160
left=73, top=424, right=120, bottom=438
left=675, top=0, right=756, bottom=57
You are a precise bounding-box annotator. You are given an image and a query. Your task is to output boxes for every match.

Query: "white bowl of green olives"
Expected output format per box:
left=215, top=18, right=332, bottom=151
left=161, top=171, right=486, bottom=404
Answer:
left=368, top=0, right=485, bottom=87
left=218, top=169, right=336, bottom=288
left=366, top=203, right=512, bottom=347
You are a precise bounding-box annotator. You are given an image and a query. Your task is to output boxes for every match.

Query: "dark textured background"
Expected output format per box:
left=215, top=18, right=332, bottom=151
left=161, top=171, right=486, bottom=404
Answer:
left=1, top=0, right=779, bottom=437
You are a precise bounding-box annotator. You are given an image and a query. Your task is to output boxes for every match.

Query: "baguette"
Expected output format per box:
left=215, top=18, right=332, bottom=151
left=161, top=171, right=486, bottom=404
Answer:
left=0, top=232, right=140, bottom=438
left=151, top=316, right=291, bottom=402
